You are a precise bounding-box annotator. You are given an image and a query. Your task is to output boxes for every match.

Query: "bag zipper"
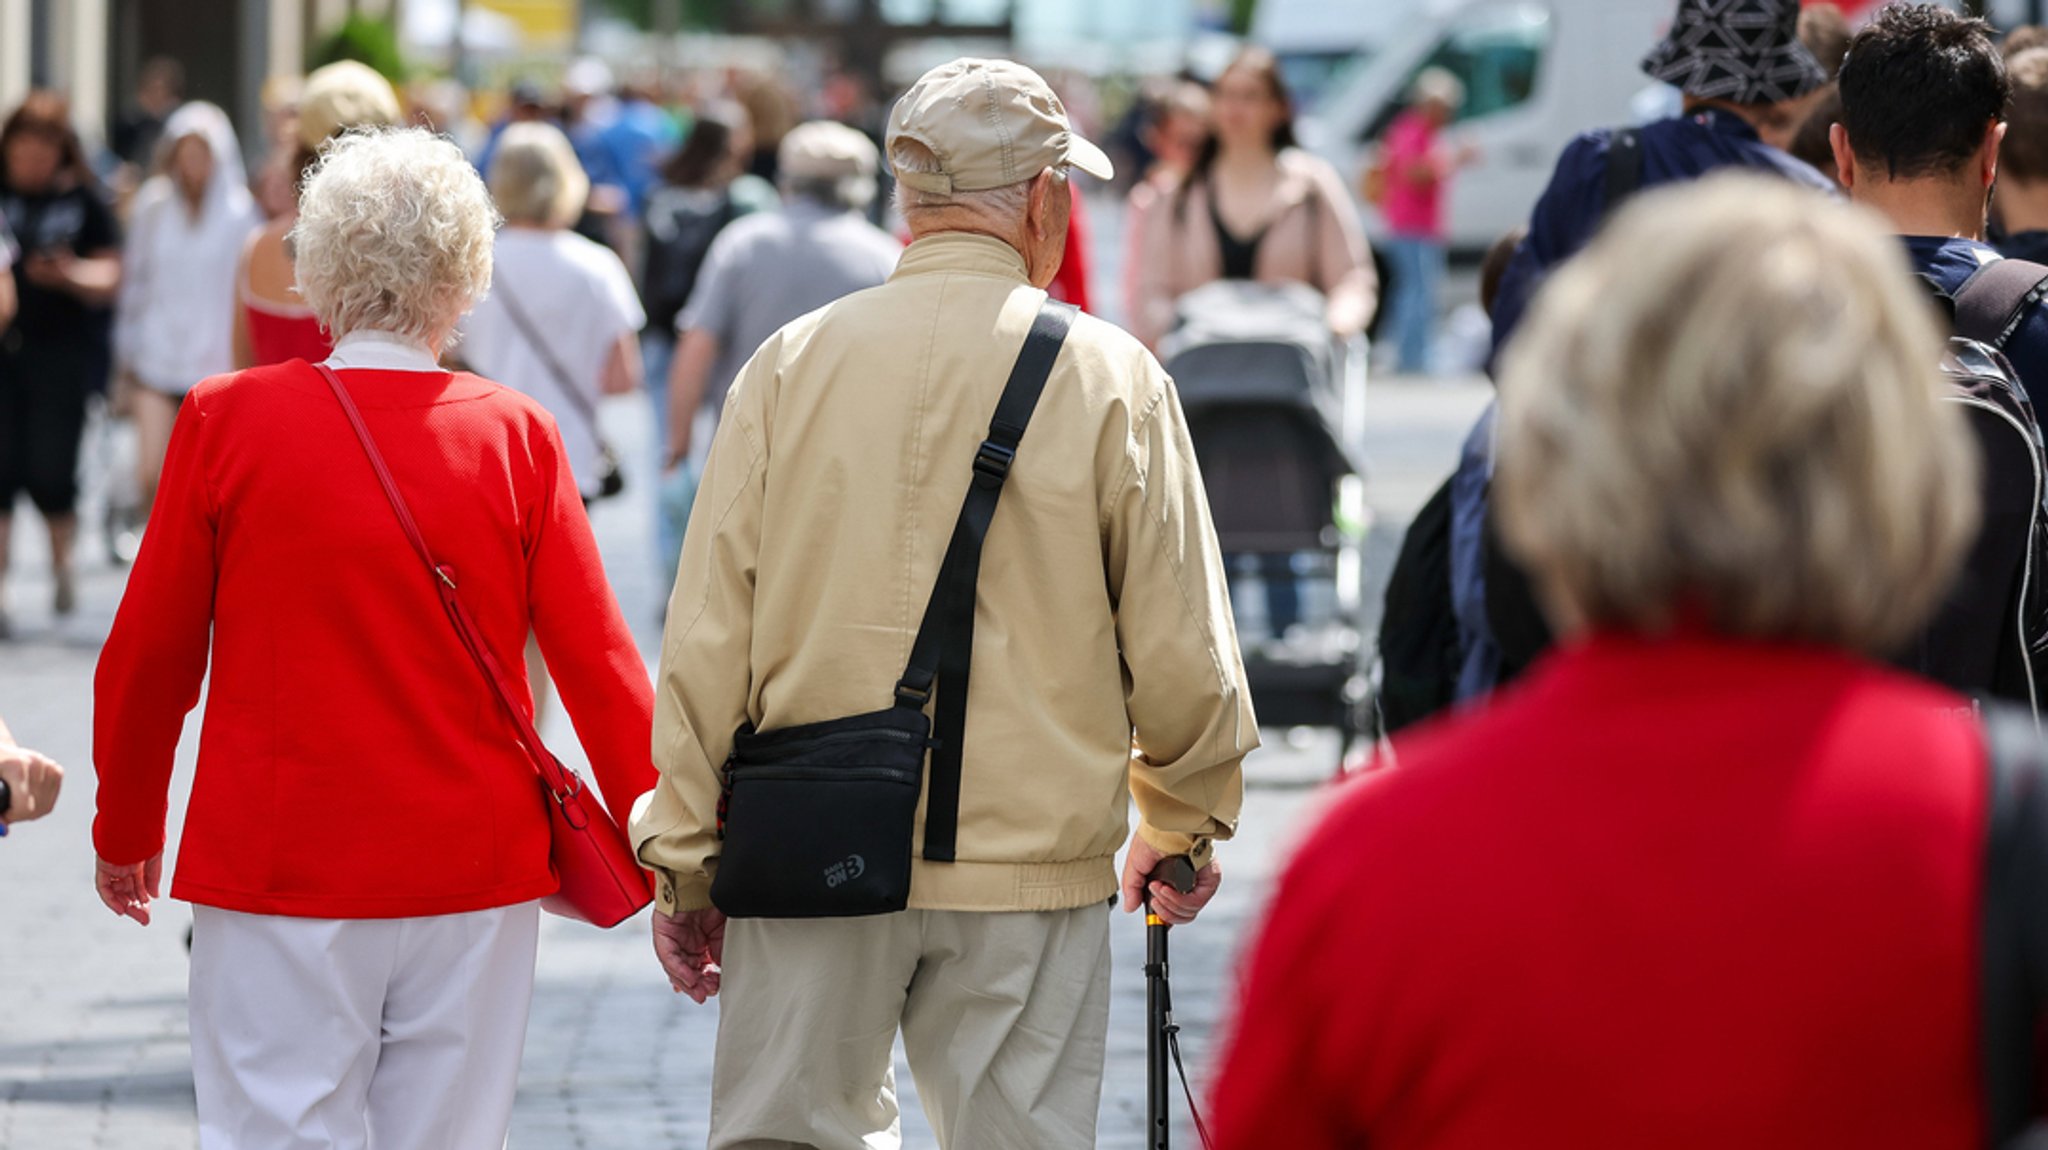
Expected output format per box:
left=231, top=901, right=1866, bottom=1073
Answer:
left=732, top=765, right=922, bottom=784
left=740, top=727, right=927, bottom=757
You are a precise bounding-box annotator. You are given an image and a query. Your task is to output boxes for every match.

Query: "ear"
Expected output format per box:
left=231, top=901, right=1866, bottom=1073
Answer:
left=1986, top=120, right=2009, bottom=189
left=1829, top=122, right=1856, bottom=192
left=1027, top=168, right=1057, bottom=240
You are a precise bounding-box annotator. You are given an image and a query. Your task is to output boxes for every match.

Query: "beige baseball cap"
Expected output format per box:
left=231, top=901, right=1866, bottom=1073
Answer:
left=780, top=120, right=880, bottom=181
left=887, top=58, right=1114, bottom=194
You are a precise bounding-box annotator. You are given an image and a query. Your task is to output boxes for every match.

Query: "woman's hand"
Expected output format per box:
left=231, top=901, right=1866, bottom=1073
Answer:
left=96, top=853, right=163, bottom=925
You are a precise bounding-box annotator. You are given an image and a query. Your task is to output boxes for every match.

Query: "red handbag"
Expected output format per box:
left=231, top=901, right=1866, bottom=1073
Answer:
left=316, top=363, right=653, bottom=928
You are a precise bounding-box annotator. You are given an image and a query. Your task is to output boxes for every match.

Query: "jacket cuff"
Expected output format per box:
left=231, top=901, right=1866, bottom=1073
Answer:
left=652, top=868, right=715, bottom=914
left=91, top=816, right=166, bottom=867
left=1136, top=824, right=1214, bottom=872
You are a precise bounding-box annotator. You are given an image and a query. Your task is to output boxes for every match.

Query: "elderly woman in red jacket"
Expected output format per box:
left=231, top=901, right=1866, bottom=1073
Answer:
left=1212, top=174, right=1998, bottom=1148
left=91, top=127, right=655, bottom=1149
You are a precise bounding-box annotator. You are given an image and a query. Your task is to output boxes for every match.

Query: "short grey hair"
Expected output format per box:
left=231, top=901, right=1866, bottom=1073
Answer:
left=488, top=121, right=590, bottom=228
left=291, top=127, right=499, bottom=346
left=888, top=136, right=1054, bottom=224
left=1495, top=173, right=1977, bottom=655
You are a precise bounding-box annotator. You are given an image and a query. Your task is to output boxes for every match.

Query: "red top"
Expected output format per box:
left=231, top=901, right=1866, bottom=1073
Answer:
left=1048, top=180, right=1094, bottom=314
left=93, top=361, right=655, bottom=919
left=243, top=298, right=334, bottom=367
left=1211, top=632, right=1987, bottom=1149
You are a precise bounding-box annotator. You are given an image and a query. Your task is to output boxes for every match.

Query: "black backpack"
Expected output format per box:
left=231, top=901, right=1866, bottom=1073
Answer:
left=1908, top=260, right=2048, bottom=717
left=1375, top=475, right=1462, bottom=735
left=640, top=186, right=740, bottom=334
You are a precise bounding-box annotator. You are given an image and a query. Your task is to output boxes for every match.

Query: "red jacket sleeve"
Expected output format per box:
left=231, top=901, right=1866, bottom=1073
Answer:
left=93, top=391, right=220, bottom=865
left=1209, top=813, right=1361, bottom=1149
left=525, top=423, right=657, bottom=832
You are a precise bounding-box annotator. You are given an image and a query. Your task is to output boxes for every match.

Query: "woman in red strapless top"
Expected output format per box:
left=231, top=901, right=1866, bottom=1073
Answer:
left=240, top=267, right=330, bottom=365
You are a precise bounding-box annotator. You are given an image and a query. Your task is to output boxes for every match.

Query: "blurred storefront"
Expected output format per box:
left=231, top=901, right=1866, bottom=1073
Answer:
left=1, top=0, right=319, bottom=154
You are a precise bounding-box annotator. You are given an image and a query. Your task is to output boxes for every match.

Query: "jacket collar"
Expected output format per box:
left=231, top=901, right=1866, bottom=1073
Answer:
left=326, top=331, right=443, bottom=373
left=891, top=231, right=1030, bottom=284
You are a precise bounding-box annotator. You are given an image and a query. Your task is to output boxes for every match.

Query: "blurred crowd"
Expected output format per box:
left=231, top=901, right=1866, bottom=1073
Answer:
left=0, top=38, right=1402, bottom=641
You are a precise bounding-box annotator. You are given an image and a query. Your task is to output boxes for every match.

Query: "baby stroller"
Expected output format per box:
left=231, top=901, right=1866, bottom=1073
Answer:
left=1161, top=281, right=1370, bottom=766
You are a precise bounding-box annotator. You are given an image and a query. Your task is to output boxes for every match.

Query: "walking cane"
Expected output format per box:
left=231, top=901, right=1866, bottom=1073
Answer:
left=1145, top=854, right=1200, bottom=1150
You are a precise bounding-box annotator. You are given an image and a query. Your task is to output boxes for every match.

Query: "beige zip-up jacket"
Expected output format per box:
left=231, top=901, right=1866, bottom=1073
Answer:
left=630, top=232, right=1256, bottom=914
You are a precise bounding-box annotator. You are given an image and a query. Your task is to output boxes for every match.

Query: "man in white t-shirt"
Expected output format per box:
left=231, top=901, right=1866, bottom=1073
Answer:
left=463, top=122, right=646, bottom=503
left=661, top=121, right=903, bottom=471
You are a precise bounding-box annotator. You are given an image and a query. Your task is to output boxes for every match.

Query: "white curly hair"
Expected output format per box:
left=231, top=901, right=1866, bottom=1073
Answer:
left=290, top=127, right=499, bottom=346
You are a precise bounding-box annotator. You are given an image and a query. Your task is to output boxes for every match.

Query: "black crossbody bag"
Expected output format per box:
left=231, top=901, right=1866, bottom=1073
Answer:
left=709, top=300, right=1077, bottom=919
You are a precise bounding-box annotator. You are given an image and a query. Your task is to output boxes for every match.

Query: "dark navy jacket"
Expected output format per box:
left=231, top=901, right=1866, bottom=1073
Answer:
left=1449, top=110, right=1833, bottom=707
left=1996, top=229, right=2048, bottom=267
left=1489, top=109, right=1837, bottom=360
left=1911, top=235, right=2048, bottom=414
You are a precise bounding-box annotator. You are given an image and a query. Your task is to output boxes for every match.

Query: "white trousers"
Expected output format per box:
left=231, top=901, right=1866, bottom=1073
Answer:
left=188, top=902, right=540, bottom=1150
left=709, top=906, right=1113, bottom=1150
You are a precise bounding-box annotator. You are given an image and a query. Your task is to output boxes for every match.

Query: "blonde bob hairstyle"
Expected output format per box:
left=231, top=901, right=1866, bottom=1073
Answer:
left=1495, top=173, right=1977, bottom=656
left=488, top=120, right=590, bottom=228
left=291, top=127, right=498, bottom=346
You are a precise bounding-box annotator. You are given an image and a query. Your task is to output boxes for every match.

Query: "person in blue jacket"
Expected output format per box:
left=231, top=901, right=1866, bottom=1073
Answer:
left=1488, top=0, right=1836, bottom=361
left=1458, top=0, right=1838, bottom=701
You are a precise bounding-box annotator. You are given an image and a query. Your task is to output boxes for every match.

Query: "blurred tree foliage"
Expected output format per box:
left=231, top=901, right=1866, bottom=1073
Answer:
left=311, top=14, right=409, bottom=79
left=1231, top=0, right=1258, bottom=35
left=598, top=0, right=733, bottom=30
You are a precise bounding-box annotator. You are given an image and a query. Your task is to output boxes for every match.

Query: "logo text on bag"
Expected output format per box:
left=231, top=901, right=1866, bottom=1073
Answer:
left=824, top=855, right=868, bottom=888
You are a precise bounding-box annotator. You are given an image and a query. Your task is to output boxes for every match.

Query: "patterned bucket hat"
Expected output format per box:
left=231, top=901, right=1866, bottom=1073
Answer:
left=1641, top=0, right=1828, bottom=105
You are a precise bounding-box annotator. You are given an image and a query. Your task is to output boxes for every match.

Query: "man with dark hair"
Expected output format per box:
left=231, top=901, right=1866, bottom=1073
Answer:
left=1996, top=47, right=2048, bottom=264
left=1835, top=3, right=2047, bottom=710
left=1831, top=3, right=2048, bottom=403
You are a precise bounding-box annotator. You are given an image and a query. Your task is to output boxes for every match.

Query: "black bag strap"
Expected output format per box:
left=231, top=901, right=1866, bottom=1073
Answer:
left=893, top=299, right=1077, bottom=863
left=1956, top=259, right=2048, bottom=354
left=1603, top=128, right=1644, bottom=223
left=1982, top=705, right=2048, bottom=1147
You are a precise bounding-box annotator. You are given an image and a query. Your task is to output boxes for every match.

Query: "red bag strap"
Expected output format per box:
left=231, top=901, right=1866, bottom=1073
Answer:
left=314, top=363, right=589, bottom=814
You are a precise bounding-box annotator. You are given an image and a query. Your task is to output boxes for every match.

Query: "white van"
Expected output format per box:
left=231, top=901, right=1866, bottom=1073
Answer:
left=1300, top=0, right=1668, bottom=257
left=1303, top=0, right=2041, bottom=258
left=1253, top=0, right=1421, bottom=110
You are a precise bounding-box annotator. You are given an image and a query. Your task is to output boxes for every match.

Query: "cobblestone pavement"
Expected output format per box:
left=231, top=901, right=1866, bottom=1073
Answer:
left=0, top=375, right=1490, bottom=1149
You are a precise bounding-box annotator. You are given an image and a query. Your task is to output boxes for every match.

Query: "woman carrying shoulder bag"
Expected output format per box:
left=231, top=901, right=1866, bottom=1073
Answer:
left=92, top=127, right=655, bottom=1149
left=462, top=121, right=645, bottom=508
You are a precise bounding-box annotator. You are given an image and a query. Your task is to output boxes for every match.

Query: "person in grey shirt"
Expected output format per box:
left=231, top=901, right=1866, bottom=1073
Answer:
left=662, top=120, right=903, bottom=472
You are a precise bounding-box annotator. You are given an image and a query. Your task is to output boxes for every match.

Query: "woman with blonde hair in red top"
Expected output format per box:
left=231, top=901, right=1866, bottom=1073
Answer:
left=232, top=61, right=403, bottom=371
left=92, top=126, right=656, bottom=1149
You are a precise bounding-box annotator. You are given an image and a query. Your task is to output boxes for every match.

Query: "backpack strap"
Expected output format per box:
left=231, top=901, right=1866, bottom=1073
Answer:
left=1981, top=705, right=2048, bottom=1147
left=894, top=299, right=1077, bottom=862
left=1955, top=258, right=2048, bottom=353
left=1602, top=128, right=1644, bottom=223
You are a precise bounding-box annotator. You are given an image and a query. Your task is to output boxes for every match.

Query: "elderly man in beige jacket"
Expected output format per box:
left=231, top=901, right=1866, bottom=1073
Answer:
left=631, top=57, right=1256, bottom=1149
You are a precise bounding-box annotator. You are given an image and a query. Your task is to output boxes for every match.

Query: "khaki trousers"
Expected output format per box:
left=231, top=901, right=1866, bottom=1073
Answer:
left=708, top=904, right=1113, bottom=1150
